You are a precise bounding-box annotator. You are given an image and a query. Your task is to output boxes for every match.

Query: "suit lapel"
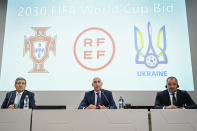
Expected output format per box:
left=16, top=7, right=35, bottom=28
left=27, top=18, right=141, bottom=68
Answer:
left=164, top=90, right=171, bottom=105
left=10, top=91, right=16, bottom=105
left=19, top=90, right=26, bottom=108
left=101, top=91, right=104, bottom=105
left=176, top=89, right=181, bottom=106
left=90, top=91, right=95, bottom=105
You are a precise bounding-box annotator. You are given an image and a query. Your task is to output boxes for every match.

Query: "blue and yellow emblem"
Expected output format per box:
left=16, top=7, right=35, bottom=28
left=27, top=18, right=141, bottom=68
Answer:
left=134, top=22, right=168, bottom=69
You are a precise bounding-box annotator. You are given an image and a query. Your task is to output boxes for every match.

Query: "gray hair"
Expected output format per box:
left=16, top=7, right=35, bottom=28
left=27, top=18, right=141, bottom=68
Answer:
left=15, top=77, right=26, bottom=85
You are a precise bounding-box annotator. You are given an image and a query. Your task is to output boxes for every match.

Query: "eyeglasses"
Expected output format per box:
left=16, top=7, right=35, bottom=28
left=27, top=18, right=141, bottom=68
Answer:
left=16, top=82, right=26, bottom=85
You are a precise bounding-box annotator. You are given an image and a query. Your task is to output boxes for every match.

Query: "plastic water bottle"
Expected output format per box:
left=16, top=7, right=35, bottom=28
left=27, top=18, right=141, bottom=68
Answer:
left=119, top=96, right=124, bottom=109
left=23, top=95, right=29, bottom=109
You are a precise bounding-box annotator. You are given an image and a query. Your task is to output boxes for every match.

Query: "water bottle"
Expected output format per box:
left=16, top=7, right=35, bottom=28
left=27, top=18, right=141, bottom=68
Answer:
left=119, top=96, right=124, bottom=109
left=23, top=95, right=29, bottom=109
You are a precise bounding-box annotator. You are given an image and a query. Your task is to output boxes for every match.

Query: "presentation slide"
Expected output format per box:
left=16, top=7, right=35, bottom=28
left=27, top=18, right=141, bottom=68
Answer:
left=0, top=0, right=194, bottom=91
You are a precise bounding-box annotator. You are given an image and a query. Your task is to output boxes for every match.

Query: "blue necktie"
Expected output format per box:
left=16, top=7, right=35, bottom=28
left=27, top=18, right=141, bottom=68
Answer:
left=96, top=93, right=101, bottom=106
left=172, top=92, right=177, bottom=106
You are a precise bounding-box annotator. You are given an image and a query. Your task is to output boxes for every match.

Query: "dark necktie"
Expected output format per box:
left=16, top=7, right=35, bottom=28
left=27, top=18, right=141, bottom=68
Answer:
left=96, top=93, right=101, bottom=106
left=172, top=92, right=177, bottom=106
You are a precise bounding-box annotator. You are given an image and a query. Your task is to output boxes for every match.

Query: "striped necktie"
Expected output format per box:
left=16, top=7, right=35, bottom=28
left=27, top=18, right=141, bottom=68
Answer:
left=96, top=92, right=101, bottom=106
left=172, top=92, right=177, bottom=106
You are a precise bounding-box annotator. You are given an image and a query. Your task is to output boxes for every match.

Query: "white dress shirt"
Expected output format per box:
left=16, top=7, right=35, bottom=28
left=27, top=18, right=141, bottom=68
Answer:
left=14, top=91, right=23, bottom=108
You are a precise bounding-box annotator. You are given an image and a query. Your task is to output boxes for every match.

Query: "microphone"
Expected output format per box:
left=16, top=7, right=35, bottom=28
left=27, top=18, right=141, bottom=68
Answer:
left=101, top=90, right=110, bottom=107
left=6, top=92, right=13, bottom=108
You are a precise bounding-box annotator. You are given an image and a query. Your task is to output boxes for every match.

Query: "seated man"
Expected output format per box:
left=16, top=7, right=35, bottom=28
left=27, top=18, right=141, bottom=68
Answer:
left=78, top=77, right=117, bottom=109
left=154, top=76, right=196, bottom=109
left=1, top=77, right=36, bottom=109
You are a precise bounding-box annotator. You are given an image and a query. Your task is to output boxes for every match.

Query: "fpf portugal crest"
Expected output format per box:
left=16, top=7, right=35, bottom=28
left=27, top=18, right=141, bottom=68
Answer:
left=24, top=27, right=56, bottom=73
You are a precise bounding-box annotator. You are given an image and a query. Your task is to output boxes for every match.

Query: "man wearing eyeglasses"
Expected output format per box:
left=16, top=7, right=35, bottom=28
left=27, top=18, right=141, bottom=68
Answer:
left=1, top=77, right=36, bottom=109
left=78, top=77, right=117, bottom=109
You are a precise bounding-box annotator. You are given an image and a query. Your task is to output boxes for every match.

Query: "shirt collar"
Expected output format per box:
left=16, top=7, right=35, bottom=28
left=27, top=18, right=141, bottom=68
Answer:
left=94, top=91, right=101, bottom=95
left=16, top=91, right=24, bottom=96
left=168, top=90, right=177, bottom=95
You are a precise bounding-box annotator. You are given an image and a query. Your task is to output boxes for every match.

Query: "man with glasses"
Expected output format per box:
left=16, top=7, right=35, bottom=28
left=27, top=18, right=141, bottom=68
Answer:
left=154, top=76, right=196, bottom=109
left=1, top=77, right=36, bottom=109
left=78, top=77, right=117, bottom=109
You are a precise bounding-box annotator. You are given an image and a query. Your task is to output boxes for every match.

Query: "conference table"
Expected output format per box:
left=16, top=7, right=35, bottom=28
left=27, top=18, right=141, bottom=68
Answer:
left=0, top=109, right=197, bottom=131
left=0, top=109, right=31, bottom=131
left=151, top=109, right=197, bottom=131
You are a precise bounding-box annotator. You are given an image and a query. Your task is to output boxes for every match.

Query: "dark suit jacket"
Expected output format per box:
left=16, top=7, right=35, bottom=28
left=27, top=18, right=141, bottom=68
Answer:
left=154, top=89, right=196, bottom=109
left=1, top=90, right=36, bottom=109
left=78, top=89, right=117, bottom=109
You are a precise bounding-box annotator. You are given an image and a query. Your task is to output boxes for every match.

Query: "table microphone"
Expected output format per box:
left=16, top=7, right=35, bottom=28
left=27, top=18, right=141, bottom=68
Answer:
left=101, top=91, right=110, bottom=106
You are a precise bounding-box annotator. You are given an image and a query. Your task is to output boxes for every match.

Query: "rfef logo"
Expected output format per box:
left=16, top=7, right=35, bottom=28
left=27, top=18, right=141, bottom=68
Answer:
left=74, top=27, right=115, bottom=71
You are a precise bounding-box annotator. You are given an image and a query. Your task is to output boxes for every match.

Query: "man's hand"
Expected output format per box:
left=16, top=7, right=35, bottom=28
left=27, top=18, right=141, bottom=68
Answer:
left=85, top=104, right=96, bottom=109
left=8, top=104, right=15, bottom=109
left=99, top=105, right=108, bottom=109
left=164, top=105, right=179, bottom=109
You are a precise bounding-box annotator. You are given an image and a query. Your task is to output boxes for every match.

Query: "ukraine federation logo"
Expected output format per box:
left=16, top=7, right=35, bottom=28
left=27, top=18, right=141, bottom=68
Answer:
left=24, top=27, right=56, bottom=73
left=134, top=22, right=168, bottom=69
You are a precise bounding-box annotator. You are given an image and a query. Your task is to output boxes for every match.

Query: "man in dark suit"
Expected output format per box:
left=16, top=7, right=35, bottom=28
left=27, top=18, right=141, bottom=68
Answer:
left=154, top=76, right=196, bottom=109
left=78, top=77, right=117, bottom=109
left=1, top=77, right=36, bottom=109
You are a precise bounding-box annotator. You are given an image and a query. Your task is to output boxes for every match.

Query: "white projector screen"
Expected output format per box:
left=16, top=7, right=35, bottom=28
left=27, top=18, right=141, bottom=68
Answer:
left=0, top=0, right=194, bottom=91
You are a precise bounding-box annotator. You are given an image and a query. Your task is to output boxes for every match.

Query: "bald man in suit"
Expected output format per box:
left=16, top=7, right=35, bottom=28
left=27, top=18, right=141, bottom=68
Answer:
left=78, top=77, right=117, bottom=109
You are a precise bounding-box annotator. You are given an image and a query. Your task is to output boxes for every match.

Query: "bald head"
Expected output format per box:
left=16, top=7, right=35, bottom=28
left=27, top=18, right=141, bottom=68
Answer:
left=92, top=77, right=101, bottom=82
left=92, top=77, right=103, bottom=92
